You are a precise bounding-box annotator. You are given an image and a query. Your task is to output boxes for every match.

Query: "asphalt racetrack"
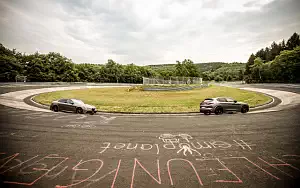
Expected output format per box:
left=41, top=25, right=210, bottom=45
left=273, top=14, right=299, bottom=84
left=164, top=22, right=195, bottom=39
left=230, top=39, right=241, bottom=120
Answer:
left=0, top=84, right=300, bottom=188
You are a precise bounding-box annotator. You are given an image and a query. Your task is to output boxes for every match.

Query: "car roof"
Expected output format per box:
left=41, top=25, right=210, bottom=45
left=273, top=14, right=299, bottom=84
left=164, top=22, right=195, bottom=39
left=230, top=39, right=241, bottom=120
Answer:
left=205, top=97, right=233, bottom=100
left=215, top=97, right=233, bottom=99
left=71, top=98, right=82, bottom=101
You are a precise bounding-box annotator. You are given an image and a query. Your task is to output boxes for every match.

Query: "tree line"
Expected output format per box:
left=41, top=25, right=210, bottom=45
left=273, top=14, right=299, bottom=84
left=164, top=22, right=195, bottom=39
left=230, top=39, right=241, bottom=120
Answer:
left=2, top=32, right=298, bottom=84
left=244, top=32, right=300, bottom=83
left=149, top=62, right=245, bottom=82
left=0, top=44, right=203, bottom=83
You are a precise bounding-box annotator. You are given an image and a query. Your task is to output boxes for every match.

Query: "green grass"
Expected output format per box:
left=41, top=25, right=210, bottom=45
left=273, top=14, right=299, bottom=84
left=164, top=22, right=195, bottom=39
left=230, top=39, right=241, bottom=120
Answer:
left=34, top=85, right=271, bottom=113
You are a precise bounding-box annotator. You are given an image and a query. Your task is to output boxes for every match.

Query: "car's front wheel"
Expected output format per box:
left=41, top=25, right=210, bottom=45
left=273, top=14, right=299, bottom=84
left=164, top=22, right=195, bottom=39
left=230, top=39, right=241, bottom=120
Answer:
left=241, top=105, right=249, bottom=113
left=52, top=105, right=58, bottom=112
left=214, top=107, right=223, bottom=115
left=76, top=107, right=84, bottom=114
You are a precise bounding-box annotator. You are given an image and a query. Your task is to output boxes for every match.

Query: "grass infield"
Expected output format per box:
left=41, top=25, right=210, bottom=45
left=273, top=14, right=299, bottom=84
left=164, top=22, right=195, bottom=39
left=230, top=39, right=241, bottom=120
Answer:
left=34, top=85, right=271, bottom=113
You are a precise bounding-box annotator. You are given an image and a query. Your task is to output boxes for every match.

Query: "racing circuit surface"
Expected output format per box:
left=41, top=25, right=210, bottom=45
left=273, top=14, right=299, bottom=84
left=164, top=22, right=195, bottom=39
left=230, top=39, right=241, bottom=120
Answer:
left=0, top=84, right=300, bottom=188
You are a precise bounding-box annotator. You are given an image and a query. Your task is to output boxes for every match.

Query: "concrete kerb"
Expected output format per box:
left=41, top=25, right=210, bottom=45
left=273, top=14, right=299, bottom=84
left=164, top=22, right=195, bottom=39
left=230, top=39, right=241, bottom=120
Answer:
left=1, top=85, right=299, bottom=116
left=26, top=88, right=276, bottom=116
left=0, top=86, right=130, bottom=113
left=240, top=87, right=300, bottom=114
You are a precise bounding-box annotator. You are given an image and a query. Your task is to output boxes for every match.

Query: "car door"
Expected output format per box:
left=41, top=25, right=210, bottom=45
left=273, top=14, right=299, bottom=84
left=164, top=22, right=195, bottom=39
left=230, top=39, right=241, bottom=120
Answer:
left=57, top=99, right=68, bottom=111
left=216, top=98, right=228, bottom=110
left=225, top=98, right=239, bottom=111
left=66, top=99, right=77, bottom=112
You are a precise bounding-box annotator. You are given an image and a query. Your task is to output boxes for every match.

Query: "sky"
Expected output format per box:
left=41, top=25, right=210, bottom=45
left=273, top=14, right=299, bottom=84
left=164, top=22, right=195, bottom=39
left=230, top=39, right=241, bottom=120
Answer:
left=0, top=0, right=299, bottom=65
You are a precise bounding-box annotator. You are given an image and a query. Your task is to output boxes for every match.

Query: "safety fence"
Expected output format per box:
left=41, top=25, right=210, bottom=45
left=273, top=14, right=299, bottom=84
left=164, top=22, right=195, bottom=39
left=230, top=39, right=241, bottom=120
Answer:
left=143, top=77, right=202, bottom=85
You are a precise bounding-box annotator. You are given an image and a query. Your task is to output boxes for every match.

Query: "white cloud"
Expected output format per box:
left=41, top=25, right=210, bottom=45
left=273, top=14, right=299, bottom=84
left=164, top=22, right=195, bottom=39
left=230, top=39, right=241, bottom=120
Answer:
left=0, top=0, right=299, bottom=65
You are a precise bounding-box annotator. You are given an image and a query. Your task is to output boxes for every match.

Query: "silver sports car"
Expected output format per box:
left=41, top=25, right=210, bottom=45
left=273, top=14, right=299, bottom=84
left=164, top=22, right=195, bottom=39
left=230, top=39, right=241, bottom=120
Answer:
left=50, top=99, right=97, bottom=114
left=200, top=97, right=249, bottom=115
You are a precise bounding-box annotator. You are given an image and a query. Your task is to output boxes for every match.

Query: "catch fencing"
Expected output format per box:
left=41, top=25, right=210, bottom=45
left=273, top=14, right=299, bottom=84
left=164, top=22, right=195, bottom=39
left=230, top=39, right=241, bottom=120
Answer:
left=143, top=77, right=202, bottom=85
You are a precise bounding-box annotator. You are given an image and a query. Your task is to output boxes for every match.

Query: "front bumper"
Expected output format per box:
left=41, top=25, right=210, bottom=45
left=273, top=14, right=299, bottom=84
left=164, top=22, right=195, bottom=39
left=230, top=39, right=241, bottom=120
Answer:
left=84, top=108, right=97, bottom=113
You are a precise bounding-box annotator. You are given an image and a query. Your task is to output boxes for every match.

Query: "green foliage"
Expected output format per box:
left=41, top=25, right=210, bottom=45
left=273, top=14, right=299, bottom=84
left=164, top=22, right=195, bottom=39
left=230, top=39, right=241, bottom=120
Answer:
left=249, top=57, right=264, bottom=82
left=269, top=47, right=300, bottom=83
left=286, top=33, right=300, bottom=50
left=200, top=63, right=245, bottom=82
left=150, top=61, right=245, bottom=82
left=214, top=75, right=223, bottom=82
left=175, top=59, right=200, bottom=77
left=0, top=44, right=23, bottom=81
left=244, top=33, right=300, bottom=83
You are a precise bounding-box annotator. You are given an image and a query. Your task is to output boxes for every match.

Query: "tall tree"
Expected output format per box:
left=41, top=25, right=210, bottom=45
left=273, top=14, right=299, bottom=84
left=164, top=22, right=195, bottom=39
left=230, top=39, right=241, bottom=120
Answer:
left=269, top=41, right=281, bottom=60
left=250, top=57, right=264, bottom=82
left=255, top=49, right=266, bottom=60
left=245, top=53, right=255, bottom=75
left=286, top=32, right=300, bottom=50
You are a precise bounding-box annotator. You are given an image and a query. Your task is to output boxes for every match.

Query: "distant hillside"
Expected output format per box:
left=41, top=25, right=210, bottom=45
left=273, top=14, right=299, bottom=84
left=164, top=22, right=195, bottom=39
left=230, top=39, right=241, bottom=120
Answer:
left=148, top=62, right=245, bottom=74
left=195, top=62, right=227, bottom=73
left=147, top=62, right=245, bottom=81
left=148, top=64, right=176, bottom=70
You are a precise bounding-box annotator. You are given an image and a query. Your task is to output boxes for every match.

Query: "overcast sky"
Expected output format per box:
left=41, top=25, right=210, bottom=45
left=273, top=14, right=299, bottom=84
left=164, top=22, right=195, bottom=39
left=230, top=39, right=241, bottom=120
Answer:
left=0, top=0, right=299, bottom=65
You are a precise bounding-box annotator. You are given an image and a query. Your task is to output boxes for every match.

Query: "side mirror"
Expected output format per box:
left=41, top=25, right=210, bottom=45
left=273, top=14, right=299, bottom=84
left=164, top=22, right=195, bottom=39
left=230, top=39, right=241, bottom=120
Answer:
left=234, top=100, right=237, bottom=103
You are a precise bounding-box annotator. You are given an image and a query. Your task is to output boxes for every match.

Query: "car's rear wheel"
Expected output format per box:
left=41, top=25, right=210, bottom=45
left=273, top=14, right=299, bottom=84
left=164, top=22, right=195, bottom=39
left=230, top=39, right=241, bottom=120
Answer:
left=76, top=107, right=84, bottom=114
left=241, top=105, right=249, bottom=113
left=52, top=105, right=58, bottom=112
left=214, top=107, right=223, bottom=115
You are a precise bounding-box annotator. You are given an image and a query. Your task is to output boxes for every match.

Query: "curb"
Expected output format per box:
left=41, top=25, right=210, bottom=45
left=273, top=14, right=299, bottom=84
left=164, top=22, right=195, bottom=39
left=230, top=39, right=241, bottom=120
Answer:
left=27, top=92, right=278, bottom=115
left=239, top=89, right=281, bottom=111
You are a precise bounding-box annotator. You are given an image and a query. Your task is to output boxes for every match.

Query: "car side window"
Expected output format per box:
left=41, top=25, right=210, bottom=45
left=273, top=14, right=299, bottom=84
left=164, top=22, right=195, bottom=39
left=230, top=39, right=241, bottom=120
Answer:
left=226, top=98, right=235, bottom=102
left=67, top=99, right=74, bottom=104
left=217, top=98, right=226, bottom=102
left=58, top=99, right=67, bottom=103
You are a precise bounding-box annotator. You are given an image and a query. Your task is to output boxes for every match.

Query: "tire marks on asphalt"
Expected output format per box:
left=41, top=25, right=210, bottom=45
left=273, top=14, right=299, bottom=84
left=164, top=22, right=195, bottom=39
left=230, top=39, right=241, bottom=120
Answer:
left=4, top=109, right=117, bottom=129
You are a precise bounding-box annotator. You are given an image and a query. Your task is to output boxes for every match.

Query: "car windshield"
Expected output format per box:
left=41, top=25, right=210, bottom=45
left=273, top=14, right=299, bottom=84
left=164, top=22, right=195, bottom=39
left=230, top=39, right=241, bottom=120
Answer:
left=72, top=99, right=84, bottom=104
left=226, top=98, right=235, bottom=102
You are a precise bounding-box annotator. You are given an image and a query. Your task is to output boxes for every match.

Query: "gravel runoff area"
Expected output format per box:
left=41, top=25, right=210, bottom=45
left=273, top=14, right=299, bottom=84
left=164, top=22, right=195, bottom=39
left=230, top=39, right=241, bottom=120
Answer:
left=0, top=85, right=300, bottom=114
